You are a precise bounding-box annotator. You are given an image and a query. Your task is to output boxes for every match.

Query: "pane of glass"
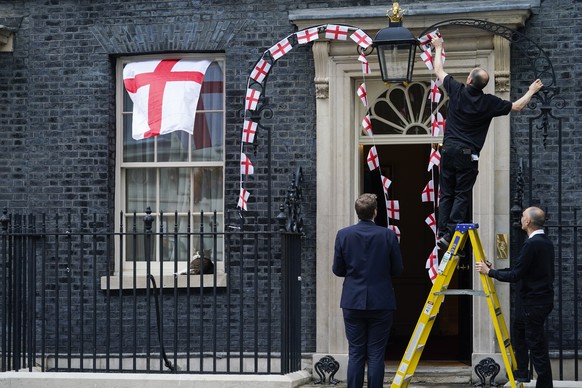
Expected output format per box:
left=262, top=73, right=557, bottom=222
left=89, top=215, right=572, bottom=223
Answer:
left=408, top=83, right=425, bottom=121
left=123, top=116, right=155, bottom=162
left=192, top=213, right=224, bottom=263
left=199, top=62, right=224, bottom=111
left=159, top=167, right=191, bottom=213
left=156, top=131, right=189, bottom=162
left=123, top=91, right=133, bottom=112
left=191, top=112, right=224, bottom=161
left=125, top=168, right=156, bottom=212
left=193, top=167, right=224, bottom=212
left=389, top=88, right=409, bottom=122
left=159, top=214, right=190, bottom=262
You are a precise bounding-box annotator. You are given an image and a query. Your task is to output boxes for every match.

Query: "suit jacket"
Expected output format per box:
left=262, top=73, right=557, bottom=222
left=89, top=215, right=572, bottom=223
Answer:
left=489, top=232, right=555, bottom=306
left=332, top=219, right=404, bottom=310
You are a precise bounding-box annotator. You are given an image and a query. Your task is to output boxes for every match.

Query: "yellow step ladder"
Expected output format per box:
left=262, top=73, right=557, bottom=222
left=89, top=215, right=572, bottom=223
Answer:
left=390, top=223, right=522, bottom=388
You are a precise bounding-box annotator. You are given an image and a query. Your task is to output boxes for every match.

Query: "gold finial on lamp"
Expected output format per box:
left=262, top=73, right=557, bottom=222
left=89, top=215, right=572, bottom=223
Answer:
left=387, top=2, right=405, bottom=24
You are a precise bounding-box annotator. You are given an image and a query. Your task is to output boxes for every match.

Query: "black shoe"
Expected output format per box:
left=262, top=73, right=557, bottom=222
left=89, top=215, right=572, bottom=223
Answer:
left=437, top=234, right=451, bottom=250
left=514, top=373, right=531, bottom=383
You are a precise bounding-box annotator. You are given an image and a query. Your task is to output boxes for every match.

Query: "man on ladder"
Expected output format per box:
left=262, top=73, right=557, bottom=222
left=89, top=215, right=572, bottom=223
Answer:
left=430, top=36, right=543, bottom=250
left=476, top=207, right=555, bottom=387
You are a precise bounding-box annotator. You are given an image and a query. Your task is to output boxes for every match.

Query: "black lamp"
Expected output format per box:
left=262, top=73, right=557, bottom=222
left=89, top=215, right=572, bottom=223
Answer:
left=373, top=3, right=418, bottom=83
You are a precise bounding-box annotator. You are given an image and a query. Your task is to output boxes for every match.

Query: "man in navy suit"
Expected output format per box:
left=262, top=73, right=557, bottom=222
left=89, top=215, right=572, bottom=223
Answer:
left=333, top=193, right=404, bottom=388
left=476, top=206, right=555, bottom=387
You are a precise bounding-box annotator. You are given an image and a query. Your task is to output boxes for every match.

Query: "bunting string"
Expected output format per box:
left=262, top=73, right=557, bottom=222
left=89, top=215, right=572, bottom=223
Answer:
left=240, top=25, right=448, bottom=284
left=419, top=29, right=446, bottom=282
left=239, top=24, right=399, bottom=229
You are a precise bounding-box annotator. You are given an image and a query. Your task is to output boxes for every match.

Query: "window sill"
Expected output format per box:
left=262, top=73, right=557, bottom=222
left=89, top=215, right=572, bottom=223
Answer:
left=100, top=273, right=227, bottom=290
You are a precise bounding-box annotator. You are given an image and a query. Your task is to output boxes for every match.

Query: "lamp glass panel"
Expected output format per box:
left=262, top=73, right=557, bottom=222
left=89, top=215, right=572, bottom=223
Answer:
left=378, top=44, right=414, bottom=82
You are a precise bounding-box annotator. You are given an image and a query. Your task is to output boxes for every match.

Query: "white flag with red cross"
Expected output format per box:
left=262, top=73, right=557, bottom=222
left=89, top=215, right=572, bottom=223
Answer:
left=350, top=29, right=372, bottom=49
left=296, top=27, right=319, bottom=45
left=238, top=188, right=250, bottom=211
left=325, top=24, right=349, bottom=40
left=123, top=59, right=211, bottom=140
left=431, top=112, right=445, bottom=137
left=419, top=30, right=446, bottom=73
left=387, top=225, right=401, bottom=243
left=242, top=120, right=257, bottom=143
left=429, top=79, right=442, bottom=103
left=269, top=38, right=293, bottom=61
left=421, top=180, right=435, bottom=202
left=240, top=153, right=254, bottom=175
left=367, top=146, right=379, bottom=170
left=362, top=114, right=373, bottom=137
left=418, top=30, right=442, bottom=51
left=250, top=59, right=271, bottom=83
left=425, top=213, right=437, bottom=235
left=425, top=247, right=439, bottom=283
left=357, top=83, right=368, bottom=107
left=381, top=175, right=392, bottom=193
left=421, top=49, right=433, bottom=70
left=428, top=148, right=441, bottom=171
left=358, top=54, right=371, bottom=75
left=386, top=200, right=400, bottom=220
left=245, top=88, right=261, bottom=111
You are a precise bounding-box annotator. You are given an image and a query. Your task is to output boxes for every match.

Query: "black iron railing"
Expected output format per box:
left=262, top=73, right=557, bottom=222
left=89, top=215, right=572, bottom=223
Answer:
left=0, top=207, right=303, bottom=374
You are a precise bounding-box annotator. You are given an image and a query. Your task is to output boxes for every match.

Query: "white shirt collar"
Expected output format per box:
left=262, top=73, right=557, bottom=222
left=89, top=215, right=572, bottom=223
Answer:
left=528, top=229, right=545, bottom=238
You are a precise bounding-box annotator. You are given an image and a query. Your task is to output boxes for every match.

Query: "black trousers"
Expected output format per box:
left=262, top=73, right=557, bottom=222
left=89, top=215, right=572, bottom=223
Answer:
left=438, top=143, right=479, bottom=237
left=342, top=308, right=393, bottom=388
left=513, top=302, right=554, bottom=387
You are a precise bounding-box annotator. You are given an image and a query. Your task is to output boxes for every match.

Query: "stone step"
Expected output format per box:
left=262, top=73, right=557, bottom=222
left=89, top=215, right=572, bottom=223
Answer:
left=301, top=361, right=472, bottom=387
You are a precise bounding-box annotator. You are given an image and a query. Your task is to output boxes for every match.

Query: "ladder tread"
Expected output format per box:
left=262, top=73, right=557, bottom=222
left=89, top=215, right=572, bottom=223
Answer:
left=434, top=289, right=487, bottom=296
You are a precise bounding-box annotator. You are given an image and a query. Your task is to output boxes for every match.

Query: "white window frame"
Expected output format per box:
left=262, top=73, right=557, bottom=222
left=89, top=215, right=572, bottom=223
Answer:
left=111, top=53, right=227, bottom=286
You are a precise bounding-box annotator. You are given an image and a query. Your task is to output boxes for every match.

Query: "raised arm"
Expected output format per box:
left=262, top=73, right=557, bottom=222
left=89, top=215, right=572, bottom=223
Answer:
left=431, top=37, right=447, bottom=81
left=512, top=79, right=544, bottom=112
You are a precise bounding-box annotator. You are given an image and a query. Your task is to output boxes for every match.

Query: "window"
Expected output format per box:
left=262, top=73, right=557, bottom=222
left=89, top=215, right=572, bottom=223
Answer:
left=360, top=81, right=447, bottom=138
left=115, top=54, right=225, bottom=276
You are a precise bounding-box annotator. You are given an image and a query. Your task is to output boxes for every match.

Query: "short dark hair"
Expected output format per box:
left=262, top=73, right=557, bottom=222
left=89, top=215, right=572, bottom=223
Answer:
left=527, top=207, right=546, bottom=228
left=469, top=68, right=489, bottom=90
left=355, top=193, right=377, bottom=220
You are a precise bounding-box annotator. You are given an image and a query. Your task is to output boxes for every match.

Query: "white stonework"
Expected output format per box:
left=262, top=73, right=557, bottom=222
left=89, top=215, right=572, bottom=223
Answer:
left=290, top=0, right=535, bottom=376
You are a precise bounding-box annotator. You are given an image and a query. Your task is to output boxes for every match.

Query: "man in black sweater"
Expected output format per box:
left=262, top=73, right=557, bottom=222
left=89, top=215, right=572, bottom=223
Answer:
left=476, top=206, right=555, bottom=387
left=431, top=37, right=544, bottom=249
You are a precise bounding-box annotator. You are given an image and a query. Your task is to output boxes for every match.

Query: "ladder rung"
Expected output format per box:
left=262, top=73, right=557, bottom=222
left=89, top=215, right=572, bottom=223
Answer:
left=428, top=314, right=438, bottom=321
left=503, top=339, right=511, bottom=348
left=416, top=344, right=425, bottom=351
left=434, top=289, right=487, bottom=296
left=403, top=374, right=414, bottom=383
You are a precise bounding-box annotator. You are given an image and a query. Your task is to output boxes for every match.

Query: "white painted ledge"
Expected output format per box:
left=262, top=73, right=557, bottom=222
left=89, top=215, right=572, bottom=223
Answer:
left=0, top=370, right=312, bottom=388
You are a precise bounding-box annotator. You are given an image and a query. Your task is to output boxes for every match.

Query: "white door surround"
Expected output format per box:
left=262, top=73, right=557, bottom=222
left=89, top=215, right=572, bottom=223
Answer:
left=289, top=0, right=537, bottom=377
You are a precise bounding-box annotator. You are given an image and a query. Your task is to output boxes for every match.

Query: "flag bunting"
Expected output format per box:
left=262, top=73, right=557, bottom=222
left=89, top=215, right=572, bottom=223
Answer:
left=239, top=24, right=400, bottom=251
left=421, top=180, right=435, bottom=203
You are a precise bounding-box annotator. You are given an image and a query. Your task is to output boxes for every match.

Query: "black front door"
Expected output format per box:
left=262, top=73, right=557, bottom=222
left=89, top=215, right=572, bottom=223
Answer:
left=362, top=143, right=472, bottom=363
